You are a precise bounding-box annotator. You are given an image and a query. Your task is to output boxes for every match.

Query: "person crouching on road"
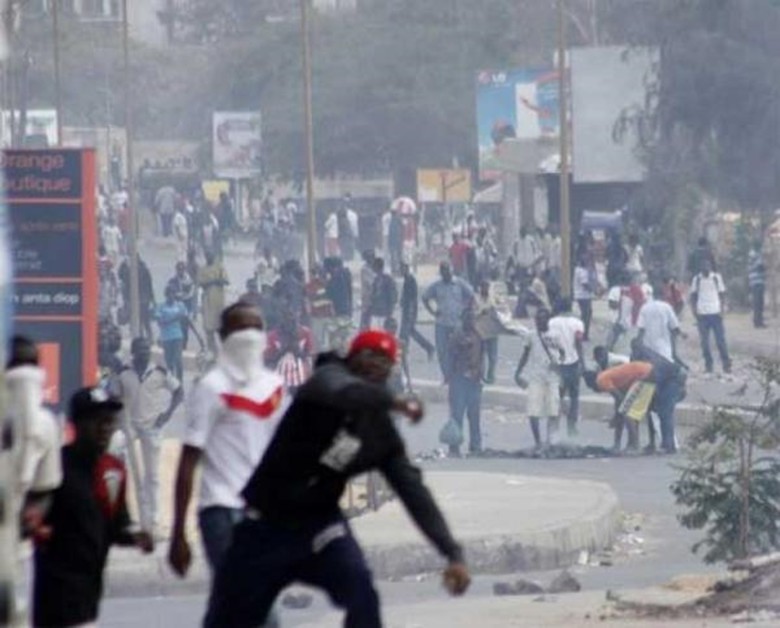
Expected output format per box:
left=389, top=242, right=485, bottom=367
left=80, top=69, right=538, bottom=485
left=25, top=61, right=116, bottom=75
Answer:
left=584, top=350, right=654, bottom=453
left=33, top=387, right=153, bottom=628
left=203, top=329, right=470, bottom=628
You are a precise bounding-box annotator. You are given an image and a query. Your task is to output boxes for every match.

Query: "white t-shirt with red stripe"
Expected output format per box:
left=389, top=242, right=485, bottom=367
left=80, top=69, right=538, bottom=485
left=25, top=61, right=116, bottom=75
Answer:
left=183, top=364, right=290, bottom=510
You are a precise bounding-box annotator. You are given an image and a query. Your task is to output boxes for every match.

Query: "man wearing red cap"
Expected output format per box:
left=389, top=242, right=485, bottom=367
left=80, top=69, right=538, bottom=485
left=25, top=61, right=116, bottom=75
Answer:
left=204, top=328, right=471, bottom=627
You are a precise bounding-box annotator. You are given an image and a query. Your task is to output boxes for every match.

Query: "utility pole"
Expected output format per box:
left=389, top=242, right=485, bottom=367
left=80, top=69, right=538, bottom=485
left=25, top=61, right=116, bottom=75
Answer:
left=121, top=0, right=140, bottom=337
left=51, top=0, right=62, bottom=146
left=557, top=0, right=572, bottom=298
left=300, top=0, right=317, bottom=274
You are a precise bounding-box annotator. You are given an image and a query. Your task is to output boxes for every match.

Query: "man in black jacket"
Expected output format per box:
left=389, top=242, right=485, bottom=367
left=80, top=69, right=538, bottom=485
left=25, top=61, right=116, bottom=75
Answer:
left=400, top=261, right=435, bottom=360
left=33, top=387, right=153, bottom=627
left=204, top=329, right=470, bottom=627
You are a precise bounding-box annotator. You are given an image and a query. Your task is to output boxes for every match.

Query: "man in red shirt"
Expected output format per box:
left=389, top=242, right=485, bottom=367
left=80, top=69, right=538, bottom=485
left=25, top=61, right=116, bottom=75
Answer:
left=449, top=232, right=471, bottom=279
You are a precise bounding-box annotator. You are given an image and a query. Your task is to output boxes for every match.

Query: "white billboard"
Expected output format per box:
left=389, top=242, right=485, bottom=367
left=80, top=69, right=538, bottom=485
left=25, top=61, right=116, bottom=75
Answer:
left=212, top=111, right=262, bottom=179
left=571, top=46, right=656, bottom=184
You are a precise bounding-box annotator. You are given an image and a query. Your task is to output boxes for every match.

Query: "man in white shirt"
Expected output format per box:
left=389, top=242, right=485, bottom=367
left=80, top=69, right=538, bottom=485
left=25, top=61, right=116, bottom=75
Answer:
left=637, top=285, right=681, bottom=363
left=690, top=259, right=731, bottom=374
left=6, top=336, right=63, bottom=625
left=548, top=298, right=585, bottom=437
left=324, top=211, right=340, bottom=257
left=172, top=208, right=189, bottom=264
left=168, top=302, right=289, bottom=584
left=102, top=212, right=124, bottom=269
left=115, top=337, right=182, bottom=532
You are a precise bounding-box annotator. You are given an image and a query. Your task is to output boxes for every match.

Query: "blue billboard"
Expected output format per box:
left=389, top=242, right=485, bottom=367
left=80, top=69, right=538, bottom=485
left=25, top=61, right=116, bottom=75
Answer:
left=476, top=68, right=561, bottom=180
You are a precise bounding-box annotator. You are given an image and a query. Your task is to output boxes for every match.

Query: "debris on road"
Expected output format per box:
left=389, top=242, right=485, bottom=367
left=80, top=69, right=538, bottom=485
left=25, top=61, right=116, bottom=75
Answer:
left=548, top=570, right=582, bottom=593
left=492, top=579, right=545, bottom=596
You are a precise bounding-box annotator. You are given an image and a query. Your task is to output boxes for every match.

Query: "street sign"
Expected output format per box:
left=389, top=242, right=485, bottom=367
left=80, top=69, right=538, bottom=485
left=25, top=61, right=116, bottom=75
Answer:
left=416, top=168, right=472, bottom=203
left=3, top=148, right=98, bottom=410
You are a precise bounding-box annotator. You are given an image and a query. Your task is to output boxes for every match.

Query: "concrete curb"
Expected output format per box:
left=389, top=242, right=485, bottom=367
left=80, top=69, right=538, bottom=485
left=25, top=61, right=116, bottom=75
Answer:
left=357, top=477, right=620, bottom=579
left=104, top=473, right=620, bottom=598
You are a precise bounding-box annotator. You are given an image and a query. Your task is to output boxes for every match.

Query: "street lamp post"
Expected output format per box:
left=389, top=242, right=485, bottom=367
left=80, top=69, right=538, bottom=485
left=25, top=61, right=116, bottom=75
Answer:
left=557, top=0, right=572, bottom=299
left=300, top=0, right=317, bottom=274
left=51, top=0, right=62, bottom=146
left=121, top=0, right=140, bottom=337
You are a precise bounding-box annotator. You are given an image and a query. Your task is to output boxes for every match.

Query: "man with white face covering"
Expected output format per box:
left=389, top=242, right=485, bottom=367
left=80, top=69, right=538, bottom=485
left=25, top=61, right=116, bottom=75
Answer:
left=168, top=303, right=289, bottom=592
left=5, top=335, right=63, bottom=623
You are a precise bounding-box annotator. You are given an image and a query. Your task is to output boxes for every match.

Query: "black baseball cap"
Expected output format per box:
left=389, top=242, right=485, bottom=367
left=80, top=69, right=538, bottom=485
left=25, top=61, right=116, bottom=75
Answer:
left=69, top=386, right=123, bottom=422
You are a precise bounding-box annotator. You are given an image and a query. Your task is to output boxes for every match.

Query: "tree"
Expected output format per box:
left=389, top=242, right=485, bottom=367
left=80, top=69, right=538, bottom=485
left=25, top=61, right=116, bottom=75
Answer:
left=672, top=358, right=780, bottom=564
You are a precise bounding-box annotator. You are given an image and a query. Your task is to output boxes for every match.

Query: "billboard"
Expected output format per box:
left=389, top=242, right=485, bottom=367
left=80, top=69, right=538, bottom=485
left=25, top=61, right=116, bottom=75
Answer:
left=3, top=149, right=98, bottom=409
left=571, top=46, right=656, bottom=183
left=417, top=169, right=472, bottom=203
left=213, top=111, right=262, bottom=179
left=476, top=69, right=560, bottom=180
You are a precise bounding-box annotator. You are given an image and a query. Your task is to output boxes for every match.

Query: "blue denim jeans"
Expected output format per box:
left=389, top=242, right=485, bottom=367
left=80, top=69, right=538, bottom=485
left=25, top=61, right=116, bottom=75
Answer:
left=653, top=376, right=680, bottom=452
left=434, top=324, right=454, bottom=380
left=448, top=374, right=483, bottom=453
left=161, top=337, right=184, bottom=382
left=199, top=507, right=280, bottom=627
left=204, top=517, right=380, bottom=628
left=198, top=506, right=245, bottom=573
left=696, top=314, right=731, bottom=372
left=559, top=363, right=581, bottom=435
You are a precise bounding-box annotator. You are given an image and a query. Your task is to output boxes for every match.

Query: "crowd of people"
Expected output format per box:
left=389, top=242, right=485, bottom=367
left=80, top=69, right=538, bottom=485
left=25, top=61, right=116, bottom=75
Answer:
left=9, top=175, right=772, bottom=625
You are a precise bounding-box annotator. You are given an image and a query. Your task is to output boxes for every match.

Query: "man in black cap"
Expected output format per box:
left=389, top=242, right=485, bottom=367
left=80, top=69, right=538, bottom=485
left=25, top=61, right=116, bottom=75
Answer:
left=204, top=329, right=470, bottom=627
left=32, top=387, right=154, bottom=628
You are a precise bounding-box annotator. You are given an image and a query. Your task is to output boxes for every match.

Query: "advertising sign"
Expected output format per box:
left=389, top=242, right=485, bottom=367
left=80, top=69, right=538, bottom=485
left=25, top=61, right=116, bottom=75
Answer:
left=571, top=46, right=655, bottom=183
left=212, top=112, right=262, bottom=179
left=417, top=169, right=472, bottom=203
left=3, top=149, right=98, bottom=408
left=476, top=69, right=560, bottom=180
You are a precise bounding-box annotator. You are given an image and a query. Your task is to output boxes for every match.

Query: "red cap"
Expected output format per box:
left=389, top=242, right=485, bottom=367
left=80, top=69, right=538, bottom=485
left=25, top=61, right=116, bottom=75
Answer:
left=348, top=329, right=398, bottom=363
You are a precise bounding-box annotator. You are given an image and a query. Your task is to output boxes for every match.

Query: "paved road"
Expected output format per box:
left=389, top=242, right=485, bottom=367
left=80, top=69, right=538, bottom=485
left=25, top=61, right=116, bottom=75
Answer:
left=101, top=399, right=719, bottom=627
left=100, top=235, right=756, bottom=625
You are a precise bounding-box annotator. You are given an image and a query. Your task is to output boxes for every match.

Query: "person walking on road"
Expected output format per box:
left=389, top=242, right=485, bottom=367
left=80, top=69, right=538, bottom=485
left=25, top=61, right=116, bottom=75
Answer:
left=514, top=308, right=562, bottom=449
left=690, top=259, right=731, bottom=374
left=399, top=261, right=435, bottom=360
left=636, top=284, right=681, bottom=364
left=573, top=252, right=597, bottom=341
left=446, top=307, right=485, bottom=456
left=368, top=257, right=398, bottom=328
left=748, top=240, right=767, bottom=328
left=115, top=337, right=182, bottom=531
left=168, top=303, right=289, bottom=584
left=6, top=336, right=63, bottom=625
left=549, top=298, right=585, bottom=437
left=33, top=387, right=154, bottom=628
left=203, top=329, right=470, bottom=627
left=422, top=261, right=475, bottom=382
left=199, top=252, right=230, bottom=355
left=155, top=285, right=189, bottom=382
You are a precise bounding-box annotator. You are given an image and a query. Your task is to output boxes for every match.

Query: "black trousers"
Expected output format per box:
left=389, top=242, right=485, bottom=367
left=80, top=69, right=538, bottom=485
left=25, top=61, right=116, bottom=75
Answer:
left=204, top=516, right=381, bottom=628
left=752, top=283, right=765, bottom=327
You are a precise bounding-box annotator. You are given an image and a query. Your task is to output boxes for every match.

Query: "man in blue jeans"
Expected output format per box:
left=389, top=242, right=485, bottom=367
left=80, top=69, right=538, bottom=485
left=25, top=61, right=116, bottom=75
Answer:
left=155, top=285, right=188, bottom=381
left=168, top=303, right=290, bottom=626
left=549, top=298, right=585, bottom=437
left=422, top=261, right=475, bottom=381
left=690, top=259, right=731, bottom=374
left=447, top=307, right=485, bottom=455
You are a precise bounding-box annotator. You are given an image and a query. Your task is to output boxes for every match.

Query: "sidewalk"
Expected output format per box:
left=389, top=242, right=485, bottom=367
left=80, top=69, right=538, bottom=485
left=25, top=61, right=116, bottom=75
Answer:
left=104, top=469, right=619, bottom=598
